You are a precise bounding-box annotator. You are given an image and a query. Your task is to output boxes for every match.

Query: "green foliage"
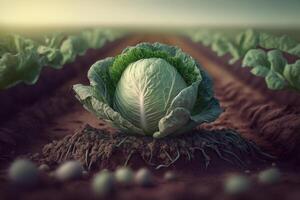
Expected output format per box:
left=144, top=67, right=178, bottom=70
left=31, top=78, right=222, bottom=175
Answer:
left=211, top=36, right=230, bottom=57
left=188, top=28, right=300, bottom=63
left=265, top=70, right=286, bottom=90
left=242, top=49, right=269, bottom=69
left=60, top=35, right=88, bottom=63
left=0, top=35, right=42, bottom=89
left=187, top=28, right=300, bottom=92
left=73, top=42, right=222, bottom=138
left=243, top=49, right=299, bottom=91
left=0, top=29, right=123, bottom=90
left=37, top=34, right=64, bottom=68
left=289, top=44, right=300, bottom=55
left=283, top=60, right=300, bottom=90
left=267, top=50, right=286, bottom=73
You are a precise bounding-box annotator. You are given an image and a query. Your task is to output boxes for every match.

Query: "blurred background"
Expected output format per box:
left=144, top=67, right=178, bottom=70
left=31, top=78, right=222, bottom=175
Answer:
left=1, top=0, right=300, bottom=35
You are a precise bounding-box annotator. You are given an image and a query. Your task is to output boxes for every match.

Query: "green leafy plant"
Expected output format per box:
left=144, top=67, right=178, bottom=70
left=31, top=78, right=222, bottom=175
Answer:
left=37, top=33, right=65, bottom=68
left=0, top=35, right=42, bottom=89
left=73, top=42, right=222, bottom=138
left=187, top=29, right=300, bottom=92
left=188, top=29, right=300, bottom=64
left=0, top=29, right=123, bottom=90
left=242, top=49, right=300, bottom=91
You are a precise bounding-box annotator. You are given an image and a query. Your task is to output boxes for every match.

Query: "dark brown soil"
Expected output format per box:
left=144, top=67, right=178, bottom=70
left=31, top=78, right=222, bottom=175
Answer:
left=0, top=34, right=300, bottom=200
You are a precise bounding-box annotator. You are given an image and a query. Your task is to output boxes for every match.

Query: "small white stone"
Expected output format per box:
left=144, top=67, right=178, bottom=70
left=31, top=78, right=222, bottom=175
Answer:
left=82, top=170, right=89, bottom=178
left=92, top=171, right=115, bottom=197
left=115, top=167, right=134, bottom=186
left=135, top=168, right=153, bottom=187
left=8, top=159, right=39, bottom=187
left=164, top=171, right=177, bottom=182
left=258, top=168, right=281, bottom=184
left=38, top=164, right=50, bottom=172
left=54, top=160, right=83, bottom=181
left=224, top=174, right=251, bottom=195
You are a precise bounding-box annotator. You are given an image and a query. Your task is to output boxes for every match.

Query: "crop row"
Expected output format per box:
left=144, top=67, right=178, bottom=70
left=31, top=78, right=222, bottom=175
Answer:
left=186, top=29, right=300, bottom=91
left=0, top=29, right=124, bottom=90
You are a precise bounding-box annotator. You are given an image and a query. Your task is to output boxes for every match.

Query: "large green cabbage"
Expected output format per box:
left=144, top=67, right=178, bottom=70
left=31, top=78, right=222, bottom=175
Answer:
left=73, top=43, right=222, bottom=138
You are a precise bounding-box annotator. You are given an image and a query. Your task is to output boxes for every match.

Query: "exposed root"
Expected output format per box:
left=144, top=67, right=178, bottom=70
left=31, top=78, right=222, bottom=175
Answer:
left=124, top=151, right=134, bottom=166
left=33, top=124, right=274, bottom=170
left=156, top=149, right=180, bottom=169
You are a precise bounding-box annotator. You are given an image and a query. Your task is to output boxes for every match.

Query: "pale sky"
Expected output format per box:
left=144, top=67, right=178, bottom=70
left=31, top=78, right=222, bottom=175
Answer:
left=0, top=0, right=299, bottom=27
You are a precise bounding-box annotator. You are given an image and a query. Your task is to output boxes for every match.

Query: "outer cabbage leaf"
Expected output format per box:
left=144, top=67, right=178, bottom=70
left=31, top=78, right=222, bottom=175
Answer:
left=288, top=44, right=300, bottom=57
left=37, top=34, right=64, bottom=68
left=283, top=60, right=300, bottom=90
left=60, top=36, right=88, bottom=64
left=87, top=58, right=115, bottom=105
left=184, top=73, right=222, bottom=134
left=278, top=35, right=298, bottom=52
left=267, top=50, right=286, bottom=74
left=0, top=53, right=19, bottom=89
left=236, top=29, right=260, bottom=57
left=259, top=33, right=280, bottom=49
left=0, top=51, right=42, bottom=89
left=211, top=37, right=230, bottom=56
left=227, top=43, right=241, bottom=64
left=265, top=70, right=286, bottom=90
left=250, top=66, right=269, bottom=77
left=73, top=84, right=144, bottom=135
left=242, top=49, right=269, bottom=69
left=155, top=108, right=191, bottom=138
left=153, top=80, right=199, bottom=138
left=153, top=77, right=222, bottom=139
left=0, top=35, right=42, bottom=89
left=158, top=98, right=222, bottom=138
left=167, top=80, right=200, bottom=113
left=38, top=47, right=63, bottom=69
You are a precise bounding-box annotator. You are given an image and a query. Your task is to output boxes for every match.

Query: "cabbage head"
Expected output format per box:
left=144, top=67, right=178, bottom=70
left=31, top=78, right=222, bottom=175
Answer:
left=73, top=42, right=222, bottom=138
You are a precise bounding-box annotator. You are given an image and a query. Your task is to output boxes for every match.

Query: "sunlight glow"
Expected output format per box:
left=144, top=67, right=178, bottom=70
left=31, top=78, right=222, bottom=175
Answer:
left=0, top=0, right=299, bottom=27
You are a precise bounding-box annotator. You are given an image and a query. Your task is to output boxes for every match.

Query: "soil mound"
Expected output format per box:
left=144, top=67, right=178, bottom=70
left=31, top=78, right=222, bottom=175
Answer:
left=35, top=124, right=272, bottom=170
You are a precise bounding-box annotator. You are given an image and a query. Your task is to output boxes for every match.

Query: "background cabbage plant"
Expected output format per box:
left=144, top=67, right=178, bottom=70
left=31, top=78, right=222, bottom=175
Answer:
left=73, top=42, right=222, bottom=138
left=242, top=49, right=300, bottom=91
